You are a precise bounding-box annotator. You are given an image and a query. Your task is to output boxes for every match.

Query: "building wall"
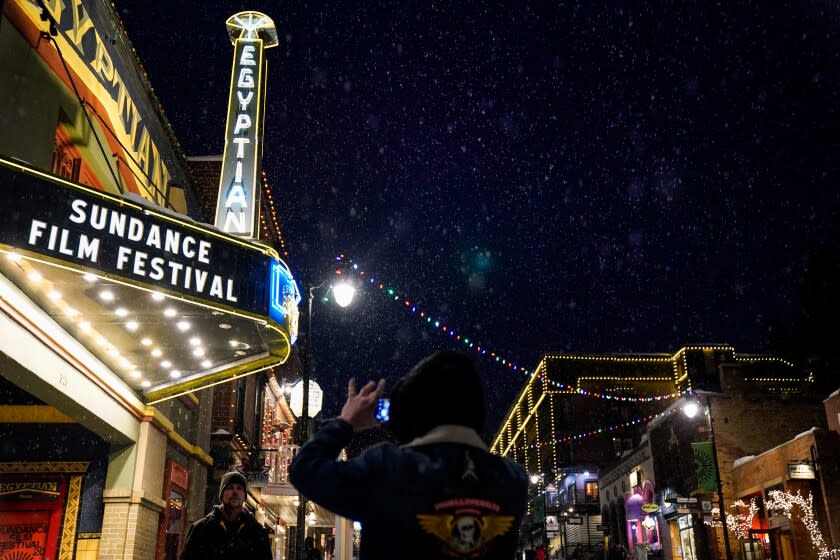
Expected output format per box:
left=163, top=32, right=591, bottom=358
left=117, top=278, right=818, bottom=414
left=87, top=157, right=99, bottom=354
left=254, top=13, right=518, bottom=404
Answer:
left=712, top=392, right=828, bottom=507
left=825, top=389, right=840, bottom=434
left=732, top=390, right=840, bottom=555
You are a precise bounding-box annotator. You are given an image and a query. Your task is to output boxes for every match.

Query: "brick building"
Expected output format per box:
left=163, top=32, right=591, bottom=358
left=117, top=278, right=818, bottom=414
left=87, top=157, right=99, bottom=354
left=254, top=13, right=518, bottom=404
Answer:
left=729, top=390, right=840, bottom=560
left=492, top=345, right=818, bottom=559
left=597, top=359, right=828, bottom=560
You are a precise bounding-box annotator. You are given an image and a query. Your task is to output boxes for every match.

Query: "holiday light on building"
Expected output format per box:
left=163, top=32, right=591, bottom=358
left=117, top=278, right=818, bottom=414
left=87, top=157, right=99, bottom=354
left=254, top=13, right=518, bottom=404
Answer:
left=704, top=498, right=759, bottom=539
left=765, top=490, right=840, bottom=560
left=505, top=408, right=680, bottom=454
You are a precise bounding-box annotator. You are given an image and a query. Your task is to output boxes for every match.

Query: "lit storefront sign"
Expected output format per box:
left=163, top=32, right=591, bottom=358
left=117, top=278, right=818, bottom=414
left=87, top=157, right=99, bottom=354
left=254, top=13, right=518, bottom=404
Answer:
left=0, top=160, right=268, bottom=315
left=289, top=380, right=323, bottom=418
left=787, top=463, right=816, bottom=480
left=0, top=157, right=299, bottom=401
left=215, top=12, right=278, bottom=238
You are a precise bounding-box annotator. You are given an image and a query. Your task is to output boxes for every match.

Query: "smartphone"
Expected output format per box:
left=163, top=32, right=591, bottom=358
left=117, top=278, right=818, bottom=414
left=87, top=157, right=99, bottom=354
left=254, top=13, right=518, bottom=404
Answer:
left=375, top=398, right=390, bottom=423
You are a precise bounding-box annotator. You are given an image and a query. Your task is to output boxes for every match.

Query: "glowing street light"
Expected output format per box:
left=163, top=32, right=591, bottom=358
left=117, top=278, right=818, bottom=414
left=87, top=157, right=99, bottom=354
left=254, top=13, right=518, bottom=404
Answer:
left=682, top=395, right=733, bottom=560
left=331, top=281, right=356, bottom=308
left=295, top=258, right=359, bottom=558
left=683, top=400, right=700, bottom=419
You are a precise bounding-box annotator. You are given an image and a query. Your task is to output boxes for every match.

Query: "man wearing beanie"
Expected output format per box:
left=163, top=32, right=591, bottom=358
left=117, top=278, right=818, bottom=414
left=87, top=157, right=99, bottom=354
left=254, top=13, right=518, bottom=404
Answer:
left=180, top=471, right=271, bottom=560
left=289, top=350, right=528, bottom=559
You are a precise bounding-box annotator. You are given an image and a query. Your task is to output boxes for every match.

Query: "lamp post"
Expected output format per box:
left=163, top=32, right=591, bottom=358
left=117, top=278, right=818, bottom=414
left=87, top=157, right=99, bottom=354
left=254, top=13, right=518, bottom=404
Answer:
left=683, top=396, right=733, bottom=560
left=295, top=276, right=356, bottom=560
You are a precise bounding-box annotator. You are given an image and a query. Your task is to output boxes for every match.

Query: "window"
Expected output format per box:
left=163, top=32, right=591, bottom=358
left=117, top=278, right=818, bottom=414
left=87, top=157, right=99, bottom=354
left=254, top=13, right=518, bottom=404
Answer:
left=157, top=461, right=189, bottom=560
left=678, top=514, right=697, bottom=560
left=585, top=481, right=599, bottom=501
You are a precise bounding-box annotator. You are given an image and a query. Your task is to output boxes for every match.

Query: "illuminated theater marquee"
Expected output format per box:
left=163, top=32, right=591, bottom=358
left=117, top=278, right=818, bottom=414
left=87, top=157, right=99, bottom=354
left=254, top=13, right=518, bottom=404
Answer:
left=215, top=12, right=278, bottom=238
left=0, top=160, right=274, bottom=317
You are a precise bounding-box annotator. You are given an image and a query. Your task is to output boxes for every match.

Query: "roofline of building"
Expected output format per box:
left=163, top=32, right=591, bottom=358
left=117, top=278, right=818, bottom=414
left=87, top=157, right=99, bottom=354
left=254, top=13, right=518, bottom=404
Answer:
left=187, top=154, right=224, bottom=162
left=732, top=426, right=823, bottom=469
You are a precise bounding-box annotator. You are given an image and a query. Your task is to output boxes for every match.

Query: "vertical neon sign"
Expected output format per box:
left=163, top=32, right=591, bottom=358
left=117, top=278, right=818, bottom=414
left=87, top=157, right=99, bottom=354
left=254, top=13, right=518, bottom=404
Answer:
left=215, top=12, right=278, bottom=238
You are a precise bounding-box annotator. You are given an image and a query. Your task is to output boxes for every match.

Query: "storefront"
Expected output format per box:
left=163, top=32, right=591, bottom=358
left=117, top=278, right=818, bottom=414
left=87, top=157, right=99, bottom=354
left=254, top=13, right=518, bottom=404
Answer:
left=599, top=441, right=671, bottom=560
left=0, top=1, right=299, bottom=558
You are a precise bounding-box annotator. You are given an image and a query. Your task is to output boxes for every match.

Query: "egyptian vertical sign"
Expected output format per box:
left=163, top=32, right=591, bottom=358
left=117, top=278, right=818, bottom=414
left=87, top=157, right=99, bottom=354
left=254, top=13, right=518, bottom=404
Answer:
left=215, top=12, right=278, bottom=238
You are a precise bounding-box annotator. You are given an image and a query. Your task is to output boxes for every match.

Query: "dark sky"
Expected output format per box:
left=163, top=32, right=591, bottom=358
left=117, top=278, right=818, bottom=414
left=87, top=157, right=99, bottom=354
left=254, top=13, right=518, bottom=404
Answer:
left=118, top=1, right=840, bottom=434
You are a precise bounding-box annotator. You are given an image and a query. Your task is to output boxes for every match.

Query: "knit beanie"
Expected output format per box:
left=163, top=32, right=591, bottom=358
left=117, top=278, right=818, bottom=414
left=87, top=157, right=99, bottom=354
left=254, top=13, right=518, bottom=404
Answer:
left=388, top=350, right=485, bottom=444
left=218, top=471, right=247, bottom=501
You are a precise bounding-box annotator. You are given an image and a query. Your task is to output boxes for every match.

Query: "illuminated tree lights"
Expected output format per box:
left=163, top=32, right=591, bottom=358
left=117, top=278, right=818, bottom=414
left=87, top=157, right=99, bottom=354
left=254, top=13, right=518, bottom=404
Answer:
left=765, top=490, right=840, bottom=560
left=704, top=498, right=759, bottom=539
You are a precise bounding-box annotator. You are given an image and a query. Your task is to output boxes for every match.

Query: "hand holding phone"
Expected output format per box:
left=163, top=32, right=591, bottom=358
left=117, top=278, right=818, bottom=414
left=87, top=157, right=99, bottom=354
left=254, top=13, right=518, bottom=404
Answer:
left=338, top=378, right=386, bottom=432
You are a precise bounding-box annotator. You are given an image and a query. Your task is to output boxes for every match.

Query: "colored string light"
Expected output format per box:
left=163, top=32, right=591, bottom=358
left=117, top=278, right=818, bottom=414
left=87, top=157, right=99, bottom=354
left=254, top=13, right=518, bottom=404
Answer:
left=509, top=407, right=679, bottom=453
left=341, top=258, right=687, bottom=404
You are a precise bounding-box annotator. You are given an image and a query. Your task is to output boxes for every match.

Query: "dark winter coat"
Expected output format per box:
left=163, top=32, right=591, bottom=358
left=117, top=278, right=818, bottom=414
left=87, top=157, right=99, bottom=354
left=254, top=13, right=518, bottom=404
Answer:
left=180, top=505, right=272, bottom=560
left=289, top=419, right=528, bottom=560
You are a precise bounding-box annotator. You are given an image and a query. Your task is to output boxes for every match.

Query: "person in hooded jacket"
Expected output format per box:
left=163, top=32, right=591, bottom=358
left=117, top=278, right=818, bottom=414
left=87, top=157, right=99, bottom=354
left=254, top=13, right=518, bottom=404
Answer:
left=179, top=471, right=271, bottom=560
left=289, top=350, right=528, bottom=560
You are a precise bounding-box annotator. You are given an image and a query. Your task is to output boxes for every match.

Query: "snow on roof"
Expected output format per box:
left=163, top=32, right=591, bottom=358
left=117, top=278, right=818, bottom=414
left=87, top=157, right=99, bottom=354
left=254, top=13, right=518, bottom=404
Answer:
left=733, top=455, right=755, bottom=468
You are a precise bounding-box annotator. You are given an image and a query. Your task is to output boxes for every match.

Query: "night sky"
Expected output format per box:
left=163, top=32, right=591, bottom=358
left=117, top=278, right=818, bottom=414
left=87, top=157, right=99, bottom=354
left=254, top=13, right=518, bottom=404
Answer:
left=118, top=2, right=840, bottom=435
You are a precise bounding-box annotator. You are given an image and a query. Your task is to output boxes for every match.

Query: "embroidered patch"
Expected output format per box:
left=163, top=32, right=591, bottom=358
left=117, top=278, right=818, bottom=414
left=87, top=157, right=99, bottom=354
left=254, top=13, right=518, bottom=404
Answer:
left=417, top=498, right=515, bottom=557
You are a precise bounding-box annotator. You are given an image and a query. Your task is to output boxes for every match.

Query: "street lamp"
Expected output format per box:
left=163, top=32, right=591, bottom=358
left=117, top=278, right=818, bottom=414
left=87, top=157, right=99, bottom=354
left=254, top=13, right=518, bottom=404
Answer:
left=295, top=274, right=356, bottom=560
left=683, top=396, right=733, bottom=560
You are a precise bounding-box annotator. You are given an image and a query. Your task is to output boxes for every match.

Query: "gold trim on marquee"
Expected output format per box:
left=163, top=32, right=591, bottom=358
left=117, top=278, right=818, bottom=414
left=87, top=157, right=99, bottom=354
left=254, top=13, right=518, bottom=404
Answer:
left=58, top=475, right=82, bottom=560
left=0, top=461, right=90, bottom=473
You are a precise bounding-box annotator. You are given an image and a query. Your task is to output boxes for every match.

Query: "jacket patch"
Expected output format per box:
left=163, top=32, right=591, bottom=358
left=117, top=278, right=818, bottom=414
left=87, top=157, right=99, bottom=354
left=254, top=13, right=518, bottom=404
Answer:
left=417, top=498, right=515, bottom=557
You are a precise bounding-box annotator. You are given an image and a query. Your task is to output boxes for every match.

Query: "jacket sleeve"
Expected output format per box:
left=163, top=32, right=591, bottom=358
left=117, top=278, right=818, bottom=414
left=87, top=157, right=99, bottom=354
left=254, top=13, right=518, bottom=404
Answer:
left=179, top=520, right=205, bottom=560
left=258, top=525, right=273, bottom=560
left=288, top=418, right=382, bottom=520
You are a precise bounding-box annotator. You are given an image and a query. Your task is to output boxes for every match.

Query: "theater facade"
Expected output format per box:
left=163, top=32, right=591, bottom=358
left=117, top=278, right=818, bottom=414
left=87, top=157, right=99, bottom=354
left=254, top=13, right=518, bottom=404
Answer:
left=0, top=2, right=298, bottom=559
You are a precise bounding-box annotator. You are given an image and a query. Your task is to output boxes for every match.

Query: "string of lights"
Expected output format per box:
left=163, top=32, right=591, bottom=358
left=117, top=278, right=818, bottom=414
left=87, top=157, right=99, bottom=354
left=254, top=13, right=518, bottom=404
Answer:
left=509, top=407, right=680, bottom=454
left=704, top=497, right=759, bottom=539
left=260, top=171, right=288, bottom=256
left=342, top=259, right=687, bottom=403
left=765, top=490, right=840, bottom=560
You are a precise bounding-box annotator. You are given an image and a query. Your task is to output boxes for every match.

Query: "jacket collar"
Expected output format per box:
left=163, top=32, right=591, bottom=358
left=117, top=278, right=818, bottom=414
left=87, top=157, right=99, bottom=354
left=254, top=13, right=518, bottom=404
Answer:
left=402, top=424, right=487, bottom=450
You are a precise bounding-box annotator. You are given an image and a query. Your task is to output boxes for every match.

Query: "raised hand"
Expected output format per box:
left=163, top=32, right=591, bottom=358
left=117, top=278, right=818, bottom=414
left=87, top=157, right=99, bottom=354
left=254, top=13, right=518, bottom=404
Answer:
left=337, top=378, right=386, bottom=432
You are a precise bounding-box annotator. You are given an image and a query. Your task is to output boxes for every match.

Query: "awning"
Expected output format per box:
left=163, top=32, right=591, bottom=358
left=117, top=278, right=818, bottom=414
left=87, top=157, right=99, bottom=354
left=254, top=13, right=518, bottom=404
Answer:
left=0, top=157, right=300, bottom=402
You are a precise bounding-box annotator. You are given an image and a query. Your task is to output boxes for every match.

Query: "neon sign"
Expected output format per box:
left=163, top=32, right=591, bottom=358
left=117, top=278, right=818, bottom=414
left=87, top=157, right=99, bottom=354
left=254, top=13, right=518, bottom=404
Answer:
left=214, top=12, right=278, bottom=238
